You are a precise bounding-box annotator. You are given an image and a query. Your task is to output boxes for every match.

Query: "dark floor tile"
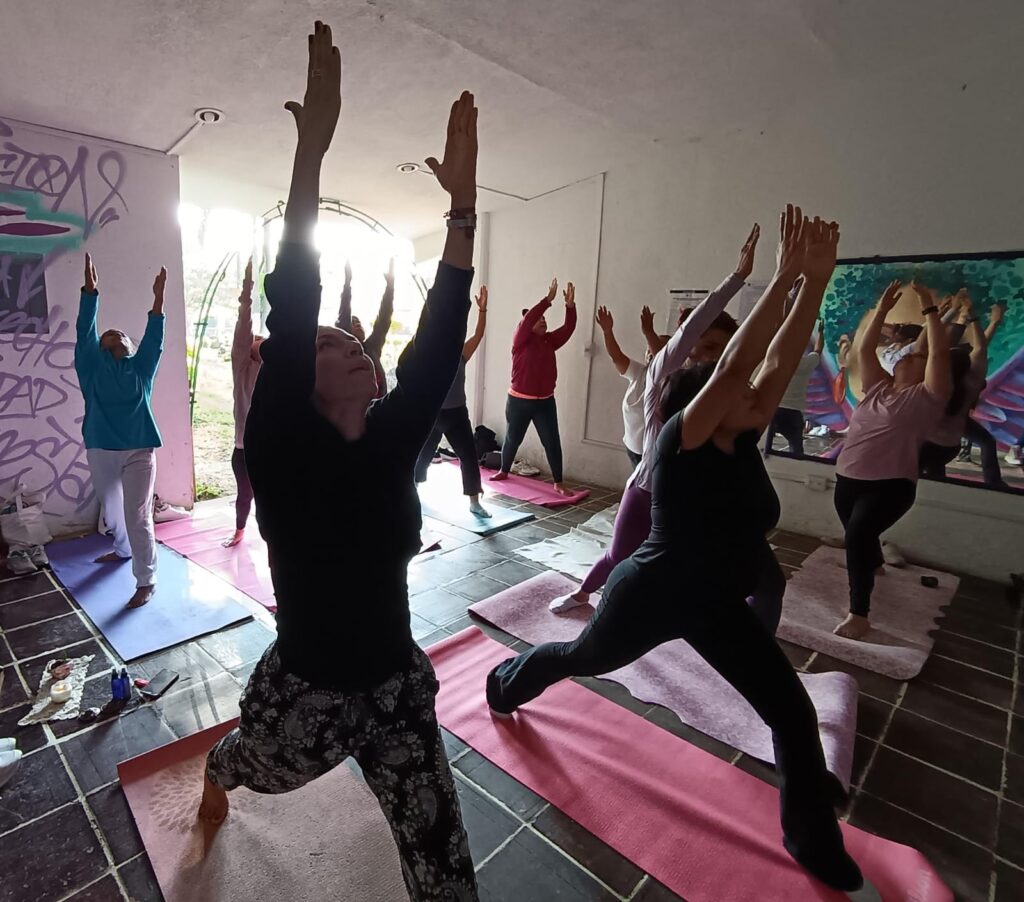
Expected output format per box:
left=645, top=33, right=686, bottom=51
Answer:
left=643, top=706, right=736, bottom=762
left=447, top=574, right=508, bottom=604
left=132, top=641, right=226, bottom=686
left=230, top=660, right=257, bottom=687
left=948, top=592, right=1019, bottom=628
left=0, top=802, right=109, bottom=902
left=156, top=671, right=241, bottom=738
left=0, top=745, right=77, bottom=833
left=734, top=753, right=778, bottom=788
left=849, top=793, right=992, bottom=902
left=630, top=876, right=685, bottom=901
left=197, top=620, right=271, bottom=671
left=410, top=587, right=471, bottom=626
left=1007, top=753, right=1024, bottom=806
left=504, top=522, right=563, bottom=545
left=918, top=655, right=1013, bottom=710
left=458, top=614, right=518, bottom=647
left=477, top=827, right=617, bottom=902
left=454, top=774, right=520, bottom=864
left=117, top=855, right=162, bottom=902
left=416, top=628, right=451, bottom=650
left=441, top=727, right=468, bottom=761
left=933, top=631, right=1015, bottom=677
left=532, top=517, right=571, bottom=535
left=998, top=799, right=1024, bottom=869
left=861, top=747, right=997, bottom=845
left=995, top=862, right=1024, bottom=902
left=0, top=664, right=28, bottom=711
left=65, top=876, right=125, bottom=902
left=772, top=547, right=809, bottom=568
left=454, top=750, right=547, bottom=820
left=6, top=612, right=94, bottom=660
left=769, top=530, right=822, bottom=554
left=901, top=681, right=1010, bottom=746
left=439, top=544, right=508, bottom=571
left=409, top=611, right=437, bottom=641
left=940, top=608, right=1018, bottom=649
left=806, top=653, right=902, bottom=703
left=855, top=693, right=893, bottom=742
left=1010, top=716, right=1024, bottom=757
left=548, top=506, right=594, bottom=526
left=532, top=805, right=644, bottom=896
left=87, top=784, right=144, bottom=865
left=957, top=576, right=1014, bottom=606
left=883, top=708, right=1004, bottom=790
left=0, top=637, right=11, bottom=667
left=19, top=638, right=115, bottom=690
left=850, top=734, right=877, bottom=787
left=0, top=571, right=55, bottom=604
left=777, top=638, right=812, bottom=670
left=0, top=591, right=73, bottom=631
left=573, top=676, right=651, bottom=717
left=476, top=532, right=532, bottom=555
left=0, top=704, right=47, bottom=753
left=407, top=559, right=452, bottom=595
left=481, top=560, right=543, bottom=588
left=61, top=706, right=175, bottom=793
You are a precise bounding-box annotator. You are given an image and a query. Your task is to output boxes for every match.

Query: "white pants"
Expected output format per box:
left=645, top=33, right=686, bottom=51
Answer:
left=87, top=448, right=157, bottom=588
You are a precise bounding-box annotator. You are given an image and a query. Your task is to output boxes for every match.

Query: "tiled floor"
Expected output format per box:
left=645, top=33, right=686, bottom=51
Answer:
left=0, top=486, right=1020, bottom=901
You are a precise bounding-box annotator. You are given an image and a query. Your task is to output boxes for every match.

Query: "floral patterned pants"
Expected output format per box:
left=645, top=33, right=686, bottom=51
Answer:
left=207, top=642, right=478, bottom=901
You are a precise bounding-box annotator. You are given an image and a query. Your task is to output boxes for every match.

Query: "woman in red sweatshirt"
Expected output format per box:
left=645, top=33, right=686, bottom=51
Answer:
left=492, top=278, right=577, bottom=495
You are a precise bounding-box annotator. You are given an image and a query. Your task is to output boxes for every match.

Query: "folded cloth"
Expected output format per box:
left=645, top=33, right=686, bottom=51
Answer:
left=18, top=655, right=95, bottom=725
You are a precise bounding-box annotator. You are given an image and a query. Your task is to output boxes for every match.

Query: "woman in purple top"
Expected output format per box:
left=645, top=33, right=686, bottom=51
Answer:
left=833, top=279, right=951, bottom=640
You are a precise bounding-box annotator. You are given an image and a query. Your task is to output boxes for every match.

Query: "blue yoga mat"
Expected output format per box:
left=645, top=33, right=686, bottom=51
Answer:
left=48, top=533, right=253, bottom=661
left=417, top=477, right=534, bottom=536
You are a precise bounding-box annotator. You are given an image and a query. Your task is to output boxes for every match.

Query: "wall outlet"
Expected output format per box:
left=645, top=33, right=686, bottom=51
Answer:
left=805, top=474, right=829, bottom=492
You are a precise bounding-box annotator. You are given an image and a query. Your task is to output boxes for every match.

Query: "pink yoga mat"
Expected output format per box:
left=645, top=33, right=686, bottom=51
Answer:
left=446, top=459, right=590, bottom=507
left=470, top=572, right=858, bottom=786
left=156, top=508, right=442, bottom=613
left=428, top=628, right=951, bottom=902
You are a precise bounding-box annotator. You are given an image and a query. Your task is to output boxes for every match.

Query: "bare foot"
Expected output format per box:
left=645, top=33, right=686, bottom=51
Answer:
left=222, top=529, right=245, bottom=548
left=553, top=483, right=574, bottom=497
left=127, top=586, right=154, bottom=609
left=198, top=774, right=229, bottom=852
left=490, top=471, right=509, bottom=482
left=94, top=552, right=124, bottom=564
left=833, top=613, right=871, bottom=640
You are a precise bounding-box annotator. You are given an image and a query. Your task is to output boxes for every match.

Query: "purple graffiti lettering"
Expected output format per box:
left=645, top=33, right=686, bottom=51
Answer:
left=0, top=372, right=70, bottom=420
left=0, top=222, right=71, bottom=237
left=0, top=416, right=92, bottom=515
left=0, top=305, right=76, bottom=368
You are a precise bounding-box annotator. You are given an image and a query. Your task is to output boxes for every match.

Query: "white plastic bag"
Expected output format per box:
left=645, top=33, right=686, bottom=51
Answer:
left=0, top=484, right=53, bottom=548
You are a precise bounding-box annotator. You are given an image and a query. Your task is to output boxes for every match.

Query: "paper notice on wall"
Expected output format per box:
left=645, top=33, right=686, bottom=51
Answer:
left=735, top=281, right=768, bottom=322
left=666, top=290, right=707, bottom=332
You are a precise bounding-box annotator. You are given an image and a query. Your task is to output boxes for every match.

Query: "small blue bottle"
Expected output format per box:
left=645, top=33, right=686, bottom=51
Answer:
left=111, top=669, right=124, bottom=701
left=119, top=668, right=131, bottom=700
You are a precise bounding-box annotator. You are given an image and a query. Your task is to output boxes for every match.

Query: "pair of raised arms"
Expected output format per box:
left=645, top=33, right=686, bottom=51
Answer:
left=83, top=253, right=166, bottom=316
left=542, top=278, right=576, bottom=307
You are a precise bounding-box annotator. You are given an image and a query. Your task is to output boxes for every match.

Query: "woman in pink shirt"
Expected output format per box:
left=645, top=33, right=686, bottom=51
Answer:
left=492, top=279, right=577, bottom=495
left=833, top=279, right=951, bottom=639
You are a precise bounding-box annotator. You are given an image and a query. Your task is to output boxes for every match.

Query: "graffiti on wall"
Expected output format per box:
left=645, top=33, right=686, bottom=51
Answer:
left=0, top=118, right=128, bottom=516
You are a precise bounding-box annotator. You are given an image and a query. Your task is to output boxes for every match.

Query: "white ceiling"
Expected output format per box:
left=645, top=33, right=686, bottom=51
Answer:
left=1, top=0, right=1020, bottom=238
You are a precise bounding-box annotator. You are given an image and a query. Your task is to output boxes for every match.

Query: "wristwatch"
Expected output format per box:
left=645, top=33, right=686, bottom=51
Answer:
left=445, top=208, right=477, bottom=233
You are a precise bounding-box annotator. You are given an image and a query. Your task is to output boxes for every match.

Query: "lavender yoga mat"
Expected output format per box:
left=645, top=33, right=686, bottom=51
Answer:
left=470, top=571, right=858, bottom=786
left=777, top=546, right=958, bottom=680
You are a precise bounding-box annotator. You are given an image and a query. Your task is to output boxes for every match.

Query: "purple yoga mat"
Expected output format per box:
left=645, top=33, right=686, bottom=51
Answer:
left=470, top=572, right=857, bottom=787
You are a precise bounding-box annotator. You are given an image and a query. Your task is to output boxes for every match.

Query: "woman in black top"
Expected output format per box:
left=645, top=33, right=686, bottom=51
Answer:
left=487, top=208, right=863, bottom=893
left=199, top=24, right=480, bottom=901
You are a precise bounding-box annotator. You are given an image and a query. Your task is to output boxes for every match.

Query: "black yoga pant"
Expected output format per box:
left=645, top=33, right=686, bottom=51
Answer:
left=625, top=447, right=643, bottom=469
left=833, top=474, right=916, bottom=617
left=963, top=418, right=1003, bottom=487
left=500, top=395, right=563, bottom=482
left=919, top=441, right=959, bottom=480
left=488, top=553, right=833, bottom=836
left=231, top=447, right=254, bottom=531
left=415, top=405, right=482, bottom=496
left=765, top=407, right=805, bottom=456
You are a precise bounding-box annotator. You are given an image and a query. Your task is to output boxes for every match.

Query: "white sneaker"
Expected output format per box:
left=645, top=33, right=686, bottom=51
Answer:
left=881, top=542, right=906, bottom=567
left=0, top=739, right=15, bottom=752
left=549, top=592, right=590, bottom=614
left=510, top=461, right=541, bottom=477
left=153, top=496, right=189, bottom=523
left=28, top=545, right=49, bottom=568
left=6, top=550, right=38, bottom=575
left=0, top=749, right=23, bottom=789
left=1005, top=449, right=1022, bottom=466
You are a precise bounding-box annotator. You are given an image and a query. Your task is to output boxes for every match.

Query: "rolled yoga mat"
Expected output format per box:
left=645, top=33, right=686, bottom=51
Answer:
left=48, top=533, right=252, bottom=661
left=470, top=571, right=858, bottom=786
left=776, top=546, right=958, bottom=680
left=428, top=627, right=951, bottom=902
left=118, top=720, right=407, bottom=902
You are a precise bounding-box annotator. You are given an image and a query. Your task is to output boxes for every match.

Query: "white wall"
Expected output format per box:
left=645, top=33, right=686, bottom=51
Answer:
left=0, top=117, right=191, bottom=536
left=475, top=61, right=1024, bottom=579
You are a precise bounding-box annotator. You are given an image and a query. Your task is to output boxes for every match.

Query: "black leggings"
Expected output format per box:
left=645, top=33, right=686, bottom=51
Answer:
left=231, top=447, right=254, bottom=531
left=765, top=407, right=805, bottom=456
left=963, top=418, right=1004, bottom=487
left=919, top=441, right=959, bottom=479
left=500, top=395, right=563, bottom=482
left=487, top=552, right=844, bottom=870
left=414, top=405, right=482, bottom=496
left=833, top=474, right=916, bottom=617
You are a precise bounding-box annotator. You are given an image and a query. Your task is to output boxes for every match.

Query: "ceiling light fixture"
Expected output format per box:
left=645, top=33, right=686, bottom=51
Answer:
left=395, top=161, right=530, bottom=201
left=165, top=108, right=226, bottom=156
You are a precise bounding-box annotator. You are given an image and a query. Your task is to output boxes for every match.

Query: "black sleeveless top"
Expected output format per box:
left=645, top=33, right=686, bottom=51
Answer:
left=634, top=411, right=780, bottom=598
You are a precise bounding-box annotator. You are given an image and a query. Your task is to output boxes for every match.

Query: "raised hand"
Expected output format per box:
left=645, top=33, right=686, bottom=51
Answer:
left=563, top=282, right=576, bottom=308
left=84, top=253, right=98, bottom=292
left=384, top=257, right=395, bottom=290
left=734, top=222, right=760, bottom=281
left=425, top=91, right=477, bottom=209
left=284, top=21, right=341, bottom=158
left=475, top=285, right=488, bottom=312
left=990, top=304, right=1005, bottom=326
left=545, top=278, right=558, bottom=302
left=344, top=259, right=352, bottom=284
left=152, top=266, right=167, bottom=315
left=640, top=305, right=654, bottom=333
left=910, top=280, right=934, bottom=311
left=241, top=257, right=254, bottom=303
left=879, top=279, right=903, bottom=314
left=802, top=217, right=840, bottom=284
left=596, top=305, right=614, bottom=331
left=775, top=204, right=806, bottom=282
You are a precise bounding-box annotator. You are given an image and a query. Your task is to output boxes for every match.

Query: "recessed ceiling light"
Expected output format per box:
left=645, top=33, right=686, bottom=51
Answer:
left=396, top=162, right=422, bottom=173
left=195, top=108, right=225, bottom=124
